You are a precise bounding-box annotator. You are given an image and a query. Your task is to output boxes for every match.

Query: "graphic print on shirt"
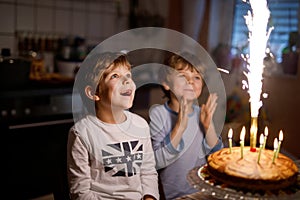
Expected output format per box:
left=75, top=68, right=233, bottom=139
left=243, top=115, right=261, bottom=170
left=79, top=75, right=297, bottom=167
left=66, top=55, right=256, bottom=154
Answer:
left=102, top=140, right=143, bottom=177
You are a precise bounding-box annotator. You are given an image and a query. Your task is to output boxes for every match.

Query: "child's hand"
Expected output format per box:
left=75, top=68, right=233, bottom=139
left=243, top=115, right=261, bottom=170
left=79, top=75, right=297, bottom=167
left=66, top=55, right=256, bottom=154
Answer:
left=200, top=93, right=218, bottom=131
left=177, top=97, right=189, bottom=131
left=169, top=97, right=189, bottom=148
left=143, top=195, right=156, bottom=200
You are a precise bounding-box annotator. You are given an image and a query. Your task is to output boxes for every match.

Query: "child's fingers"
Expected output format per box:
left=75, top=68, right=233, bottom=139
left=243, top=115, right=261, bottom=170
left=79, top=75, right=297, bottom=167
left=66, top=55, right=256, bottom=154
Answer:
left=179, top=97, right=188, bottom=118
left=210, top=101, right=217, bottom=115
left=206, top=93, right=218, bottom=112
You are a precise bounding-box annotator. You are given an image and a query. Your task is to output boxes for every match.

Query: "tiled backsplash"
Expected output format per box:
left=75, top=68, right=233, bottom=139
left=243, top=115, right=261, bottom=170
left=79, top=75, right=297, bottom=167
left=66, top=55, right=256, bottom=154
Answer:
left=0, top=0, right=131, bottom=55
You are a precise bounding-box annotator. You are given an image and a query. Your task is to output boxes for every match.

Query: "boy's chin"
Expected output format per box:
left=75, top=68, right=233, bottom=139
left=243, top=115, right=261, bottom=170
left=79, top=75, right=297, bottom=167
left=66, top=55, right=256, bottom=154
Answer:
left=118, top=103, right=133, bottom=110
left=182, top=95, right=197, bottom=101
left=110, top=103, right=131, bottom=110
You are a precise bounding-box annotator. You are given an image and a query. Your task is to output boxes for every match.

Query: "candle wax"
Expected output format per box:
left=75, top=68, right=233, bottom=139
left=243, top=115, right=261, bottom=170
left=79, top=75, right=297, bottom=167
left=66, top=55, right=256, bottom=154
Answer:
left=257, top=144, right=263, bottom=164
left=263, top=136, right=267, bottom=149
left=275, top=141, right=281, bottom=158
left=240, top=141, right=244, bottom=159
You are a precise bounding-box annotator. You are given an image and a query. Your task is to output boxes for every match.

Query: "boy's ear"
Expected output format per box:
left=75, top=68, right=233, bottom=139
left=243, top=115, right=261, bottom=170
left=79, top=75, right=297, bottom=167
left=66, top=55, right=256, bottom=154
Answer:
left=162, top=82, right=170, bottom=91
left=85, top=86, right=100, bottom=101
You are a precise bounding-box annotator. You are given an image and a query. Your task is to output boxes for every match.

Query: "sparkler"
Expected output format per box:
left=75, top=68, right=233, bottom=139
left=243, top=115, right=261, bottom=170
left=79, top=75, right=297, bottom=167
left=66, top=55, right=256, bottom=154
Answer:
left=242, top=0, right=273, bottom=151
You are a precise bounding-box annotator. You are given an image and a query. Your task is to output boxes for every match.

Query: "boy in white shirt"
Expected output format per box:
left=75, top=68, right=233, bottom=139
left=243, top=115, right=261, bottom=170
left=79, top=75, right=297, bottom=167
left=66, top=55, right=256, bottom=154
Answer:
left=67, top=52, right=159, bottom=200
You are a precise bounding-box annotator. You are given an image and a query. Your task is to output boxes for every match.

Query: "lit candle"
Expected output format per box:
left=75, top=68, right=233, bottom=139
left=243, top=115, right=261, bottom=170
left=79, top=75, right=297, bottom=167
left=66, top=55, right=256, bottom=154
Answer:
left=272, top=138, right=278, bottom=164
left=263, top=126, right=268, bottom=149
left=257, top=134, right=264, bottom=164
left=275, top=130, right=284, bottom=158
left=228, top=128, right=233, bottom=153
left=240, top=126, right=246, bottom=159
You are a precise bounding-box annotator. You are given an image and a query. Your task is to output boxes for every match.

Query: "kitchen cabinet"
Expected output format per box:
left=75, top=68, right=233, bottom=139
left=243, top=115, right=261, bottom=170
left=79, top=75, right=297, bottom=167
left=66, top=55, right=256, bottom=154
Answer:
left=1, top=81, right=75, bottom=199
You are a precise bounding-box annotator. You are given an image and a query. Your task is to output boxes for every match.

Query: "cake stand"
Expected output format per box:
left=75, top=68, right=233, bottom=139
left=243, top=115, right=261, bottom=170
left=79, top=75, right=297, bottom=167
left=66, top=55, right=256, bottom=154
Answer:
left=187, top=160, right=300, bottom=200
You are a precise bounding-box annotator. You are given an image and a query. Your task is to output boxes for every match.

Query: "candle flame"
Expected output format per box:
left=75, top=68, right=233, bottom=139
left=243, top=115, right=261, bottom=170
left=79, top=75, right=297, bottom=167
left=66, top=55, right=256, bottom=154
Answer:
left=240, top=126, right=246, bottom=141
left=279, top=130, right=283, bottom=141
left=264, top=126, right=268, bottom=136
left=274, top=138, right=278, bottom=149
left=259, top=133, right=264, bottom=144
left=228, top=128, right=233, bottom=139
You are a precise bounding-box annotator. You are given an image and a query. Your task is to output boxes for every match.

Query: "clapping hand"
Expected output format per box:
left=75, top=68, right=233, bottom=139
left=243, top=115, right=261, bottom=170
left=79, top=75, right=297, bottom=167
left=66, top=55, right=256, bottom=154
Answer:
left=200, top=93, right=218, bottom=131
left=177, top=97, right=189, bottom=131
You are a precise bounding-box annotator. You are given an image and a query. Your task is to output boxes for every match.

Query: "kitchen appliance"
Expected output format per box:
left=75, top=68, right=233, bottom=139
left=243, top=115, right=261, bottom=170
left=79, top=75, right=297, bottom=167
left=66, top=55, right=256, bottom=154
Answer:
left=1, top=82, right=80, bottom=199
left=0, top=54, right=31, bottom=89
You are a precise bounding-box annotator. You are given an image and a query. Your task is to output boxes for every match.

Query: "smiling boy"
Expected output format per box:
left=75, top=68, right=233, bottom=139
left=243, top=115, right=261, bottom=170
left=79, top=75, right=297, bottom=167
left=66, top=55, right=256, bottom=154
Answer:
left=67, top=52, right=159, bottom=200
left=149, top=53, right=223, bottom=199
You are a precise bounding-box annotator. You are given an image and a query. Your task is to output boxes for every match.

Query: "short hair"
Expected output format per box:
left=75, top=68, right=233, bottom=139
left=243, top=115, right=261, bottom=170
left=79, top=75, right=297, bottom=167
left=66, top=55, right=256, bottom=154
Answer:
left=75, top=51, right=131, bottom=114
left=159, top=52, right=205, bottom=99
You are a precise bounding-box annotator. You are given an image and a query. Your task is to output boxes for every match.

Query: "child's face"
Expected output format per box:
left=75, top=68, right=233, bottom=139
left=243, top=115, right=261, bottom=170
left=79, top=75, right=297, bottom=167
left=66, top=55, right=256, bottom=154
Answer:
left=100, top=65, right=136, bottom=110
left=167, top=67, right=203, bottom=101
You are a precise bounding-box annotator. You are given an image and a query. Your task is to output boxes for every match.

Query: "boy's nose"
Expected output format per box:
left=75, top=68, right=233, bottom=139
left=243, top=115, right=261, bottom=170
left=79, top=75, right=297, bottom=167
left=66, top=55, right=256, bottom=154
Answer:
left=186, top=77, right=193, bottom=84
left=123, top=76, right=131, bottom=84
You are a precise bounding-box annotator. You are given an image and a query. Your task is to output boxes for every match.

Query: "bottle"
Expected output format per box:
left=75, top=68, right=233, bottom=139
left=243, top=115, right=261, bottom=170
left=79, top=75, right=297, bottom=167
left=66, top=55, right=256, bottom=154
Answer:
left=29, top=52, right=45, bottom=80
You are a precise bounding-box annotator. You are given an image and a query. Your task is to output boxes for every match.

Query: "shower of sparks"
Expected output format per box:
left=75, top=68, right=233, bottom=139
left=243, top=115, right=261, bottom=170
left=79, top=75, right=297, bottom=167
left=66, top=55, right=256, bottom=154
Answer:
left=242, top=0, right=273, bottom=118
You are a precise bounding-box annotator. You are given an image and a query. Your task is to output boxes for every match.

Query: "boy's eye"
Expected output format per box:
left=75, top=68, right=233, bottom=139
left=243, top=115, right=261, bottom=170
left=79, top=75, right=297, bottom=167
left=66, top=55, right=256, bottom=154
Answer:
left=126, top=73, right=132, bottom=79
left=111, top=74, right=119, bottom=79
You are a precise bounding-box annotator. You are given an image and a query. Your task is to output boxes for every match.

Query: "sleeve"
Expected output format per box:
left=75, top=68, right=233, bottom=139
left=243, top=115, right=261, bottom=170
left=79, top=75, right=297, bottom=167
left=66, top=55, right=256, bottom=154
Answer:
left=209, top=136, right=224, bottom=153
left=149, top=106, right=184, bottom=170
left=140, top=128, right=160, bottom=200
left=67, top=128, right=100, bottom=200
left=202, top=135, right=224, bottom=155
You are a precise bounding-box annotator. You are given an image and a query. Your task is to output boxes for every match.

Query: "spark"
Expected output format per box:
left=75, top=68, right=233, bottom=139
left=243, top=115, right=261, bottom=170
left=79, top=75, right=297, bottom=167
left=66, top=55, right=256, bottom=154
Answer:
left=262, top=93, right=268, bottom=99
left=242, top=0, right=273, bottom=150
left=217, top=68, right=230, bottom=74
left=243, top=0, right=272, bottom=118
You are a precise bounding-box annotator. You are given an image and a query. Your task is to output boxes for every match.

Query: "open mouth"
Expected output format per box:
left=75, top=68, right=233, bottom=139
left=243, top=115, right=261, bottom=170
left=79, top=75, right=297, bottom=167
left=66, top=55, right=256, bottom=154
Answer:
left=183, top=89, right=194, bottom=92
left=120, top=89, right=132, bottom=96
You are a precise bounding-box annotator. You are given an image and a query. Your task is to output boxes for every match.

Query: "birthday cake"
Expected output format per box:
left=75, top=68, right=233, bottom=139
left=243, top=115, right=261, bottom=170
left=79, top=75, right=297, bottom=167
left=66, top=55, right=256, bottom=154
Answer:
left=207, top=146, right=298, bottom=191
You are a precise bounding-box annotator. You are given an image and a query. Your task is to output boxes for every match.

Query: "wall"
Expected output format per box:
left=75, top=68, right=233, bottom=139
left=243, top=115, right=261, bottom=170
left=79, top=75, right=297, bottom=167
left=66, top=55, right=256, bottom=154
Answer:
left=0, top=0, right=169, bottom=55
left=208, top=0, right=234, bottom=52
left=0, top=0, right=133, bottom=54
left=262, top=60, right=300, bottom=159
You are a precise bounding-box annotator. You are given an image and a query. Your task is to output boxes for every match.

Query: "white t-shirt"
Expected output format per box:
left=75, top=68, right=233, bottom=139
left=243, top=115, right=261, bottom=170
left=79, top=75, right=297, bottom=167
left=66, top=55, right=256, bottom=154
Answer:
left=67, top=111, right=159, bottom=200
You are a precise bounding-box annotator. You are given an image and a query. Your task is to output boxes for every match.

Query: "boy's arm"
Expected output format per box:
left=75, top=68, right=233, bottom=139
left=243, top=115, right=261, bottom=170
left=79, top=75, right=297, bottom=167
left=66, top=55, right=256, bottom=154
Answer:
left=169, top=97, right=189, bottom=148
left=149, top=106, right=185, bottom=169
left=200, top=93, right=219, bottom=148
left=67, top=129, right=97, bottom=200
left=140, top=131, right=160, bottom=200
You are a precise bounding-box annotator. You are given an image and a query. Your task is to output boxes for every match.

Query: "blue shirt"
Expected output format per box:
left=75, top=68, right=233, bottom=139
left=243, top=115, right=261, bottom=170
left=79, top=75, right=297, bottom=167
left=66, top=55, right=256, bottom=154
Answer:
left=149, top=102, right=223, bottom=199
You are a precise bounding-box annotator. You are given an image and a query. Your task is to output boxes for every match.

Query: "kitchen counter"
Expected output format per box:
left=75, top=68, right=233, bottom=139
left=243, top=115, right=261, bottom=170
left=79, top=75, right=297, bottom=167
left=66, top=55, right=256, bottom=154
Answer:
left=1, top=76, right=74, bottom=98
left=0, top=75, right=77, bottom=124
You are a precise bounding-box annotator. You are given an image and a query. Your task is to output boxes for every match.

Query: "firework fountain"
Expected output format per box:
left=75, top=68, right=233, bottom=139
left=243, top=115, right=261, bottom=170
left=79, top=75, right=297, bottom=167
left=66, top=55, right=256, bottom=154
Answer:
left=242, top=0, right=273, bottom=152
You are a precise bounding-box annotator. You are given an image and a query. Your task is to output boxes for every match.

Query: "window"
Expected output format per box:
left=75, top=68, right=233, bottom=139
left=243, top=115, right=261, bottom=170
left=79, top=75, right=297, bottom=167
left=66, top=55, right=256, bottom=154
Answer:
left=231, top=0, right=299, bottom=63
